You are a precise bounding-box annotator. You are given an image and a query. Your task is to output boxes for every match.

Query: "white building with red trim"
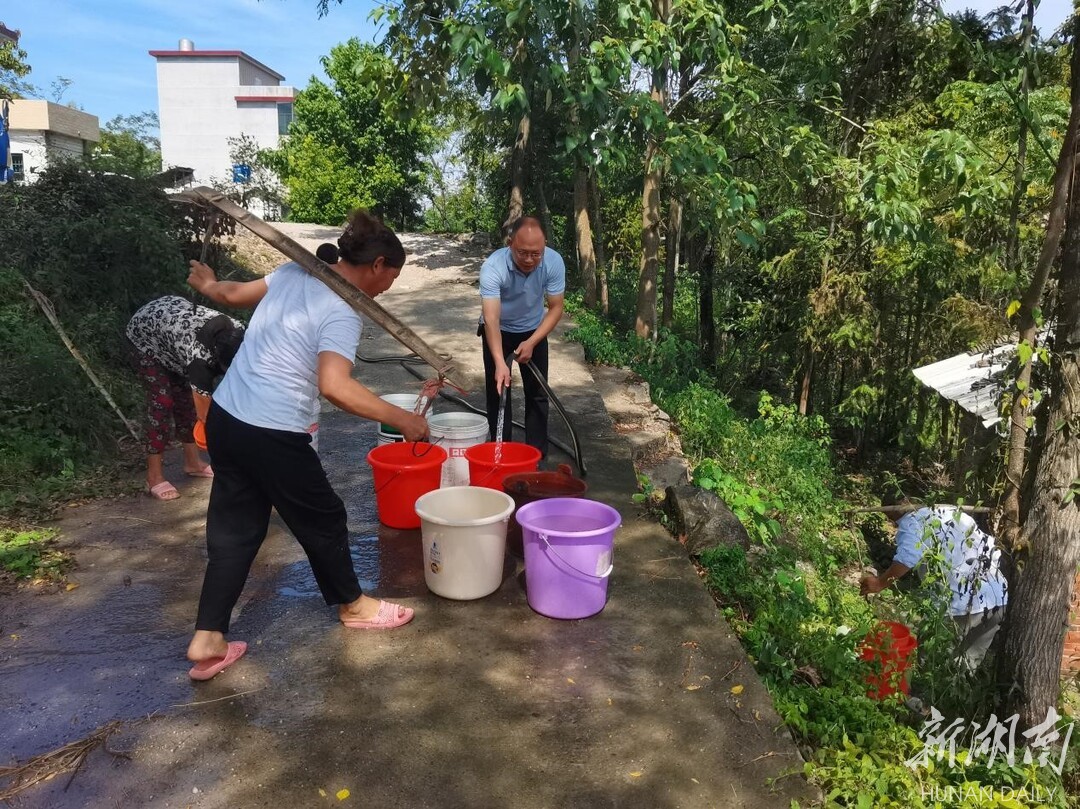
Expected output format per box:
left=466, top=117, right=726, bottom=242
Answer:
left=150, top=39, right=292, bottom=213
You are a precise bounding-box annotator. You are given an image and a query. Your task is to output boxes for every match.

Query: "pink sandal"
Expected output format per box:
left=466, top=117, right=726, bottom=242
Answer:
left=185, top=465, right=214, bottom=479
left=341, top=600, right=414, bottom=630
left=188, top=640, right=247, bottom=681
left=147, top=481, right=180, bottom=501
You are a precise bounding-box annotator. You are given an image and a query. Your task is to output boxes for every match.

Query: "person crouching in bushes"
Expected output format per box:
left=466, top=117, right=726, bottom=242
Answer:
left=860, top=503, right=1008, bottom=671
left=125, top=296, right=245, bottom=501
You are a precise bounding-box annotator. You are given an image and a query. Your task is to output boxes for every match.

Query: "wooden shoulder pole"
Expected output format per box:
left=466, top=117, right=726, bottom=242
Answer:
left=181, top=187, right=466, bottom=392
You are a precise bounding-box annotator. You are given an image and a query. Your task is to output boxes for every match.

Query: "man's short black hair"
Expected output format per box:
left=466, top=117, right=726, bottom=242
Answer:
left=507, top=215, right=546, bottom=239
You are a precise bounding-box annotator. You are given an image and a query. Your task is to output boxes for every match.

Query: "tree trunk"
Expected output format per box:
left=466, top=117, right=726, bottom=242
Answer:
left=939, top=398, right=952, bottom=460
left=636, top=142, right=663, bottom=339
left=504, top=111, right=531, bottom=234
left=536, top=175, right=553, bottom=239
left=575, top=159, right=598, bottom=308
left=1004, top=0, right=1035, bottom=273
left=999, top=145, right=1080, bottom=731
left=913, top=387, right=929, bottom=469
left=589, top=171, right=609, bottom=315
left=699, top=236, right=715, bottom=365
left=999, top=24, right=1080, bottom=555
left=634, top=0, right=670, bottom=340
left=798, top=348, right=814, bottom=416
left=661, top=196, right=682, bottom=330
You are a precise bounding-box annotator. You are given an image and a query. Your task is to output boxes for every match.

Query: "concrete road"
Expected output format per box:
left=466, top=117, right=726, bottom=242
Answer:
left=0, top=226, right=817, bottom=808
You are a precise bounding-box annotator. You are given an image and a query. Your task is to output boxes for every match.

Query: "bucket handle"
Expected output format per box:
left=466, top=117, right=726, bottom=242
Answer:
left=373, top=468, right=403, bottom=495
left=474, top=462, right=503, bottom=487
left=539, top=533, right=613, bottom=579
left=412, top=437, right=444, bottom=457
left=374, top=441, right=446, bottom=494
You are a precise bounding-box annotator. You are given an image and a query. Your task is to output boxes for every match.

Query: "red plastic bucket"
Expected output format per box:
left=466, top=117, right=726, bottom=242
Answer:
left=464, top=442, right=541, bottom=490
left=366, top=442, right=447, bottom=529
left=502, top=465, right=588, bottom=556
left=859, top=621, right=917, bottom=700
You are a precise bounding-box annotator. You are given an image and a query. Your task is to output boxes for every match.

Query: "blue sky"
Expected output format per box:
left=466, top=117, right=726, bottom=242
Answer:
left=5, top=0, right=1075, bottom=128
left=7, top=0, right=381, bottom=124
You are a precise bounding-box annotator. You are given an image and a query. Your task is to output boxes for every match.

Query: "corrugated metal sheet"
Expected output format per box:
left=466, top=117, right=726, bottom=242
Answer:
left=912, top=344, right=1013, bottom=428
left=912, top=331, right=1048, bottom=429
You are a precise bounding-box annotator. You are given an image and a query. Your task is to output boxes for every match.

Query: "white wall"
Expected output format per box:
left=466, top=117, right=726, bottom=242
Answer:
left=8, top=132, right=47, bottom=181
left=155, top=54, right=293, bottom=193
left=8, top=132, right=95, bottom=183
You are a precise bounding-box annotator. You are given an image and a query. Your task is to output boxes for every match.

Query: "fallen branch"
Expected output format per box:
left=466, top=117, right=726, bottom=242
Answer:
left=170, top=687, right=263, bottom=708
left=22, top=280, right=140, bottom=442
left=0, top=720, right=122, bottom=801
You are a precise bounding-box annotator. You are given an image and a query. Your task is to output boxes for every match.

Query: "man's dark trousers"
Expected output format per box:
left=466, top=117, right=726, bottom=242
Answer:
left=481, top=329, right=549, bottom=457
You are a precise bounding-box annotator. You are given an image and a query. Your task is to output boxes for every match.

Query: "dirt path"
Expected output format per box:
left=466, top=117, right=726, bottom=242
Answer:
left=0, top=226, right=816, bottom=808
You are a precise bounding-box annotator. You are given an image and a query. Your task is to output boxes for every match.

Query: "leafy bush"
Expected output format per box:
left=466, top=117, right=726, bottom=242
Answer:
left=567, top=304, right=1067, bottom=806
left=0, top=162, right=253, bottom=517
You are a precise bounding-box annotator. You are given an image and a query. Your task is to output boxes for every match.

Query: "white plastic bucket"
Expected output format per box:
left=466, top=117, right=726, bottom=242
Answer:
left=414, top=486, right=514, bottom=600
left=428, top=412, right=490, bottom=487
left=378, top=394, right=433, bottom=445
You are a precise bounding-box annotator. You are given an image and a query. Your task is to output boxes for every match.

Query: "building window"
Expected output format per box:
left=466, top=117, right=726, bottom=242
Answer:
left=11, top=153, right=24, bottom=182
left=277, top=102, right=293, bottom=136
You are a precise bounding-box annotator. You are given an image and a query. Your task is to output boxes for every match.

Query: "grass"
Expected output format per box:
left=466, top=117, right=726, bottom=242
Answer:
left=0, top=528, right=72, bottom=582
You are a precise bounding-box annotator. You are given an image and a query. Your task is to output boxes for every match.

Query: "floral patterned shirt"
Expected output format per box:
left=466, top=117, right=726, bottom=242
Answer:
left=125, top=295, right=243, bottom=396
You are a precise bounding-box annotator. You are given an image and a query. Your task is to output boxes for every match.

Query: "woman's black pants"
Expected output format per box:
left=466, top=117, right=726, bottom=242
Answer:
left=195, top=403, right=362, bottom=633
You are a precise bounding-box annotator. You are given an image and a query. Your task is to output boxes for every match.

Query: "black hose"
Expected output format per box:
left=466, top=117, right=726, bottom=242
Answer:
left=521, top=360, right=587, bottom=477
left=357, top=348, right=586, bottom=475
left=392, top=356, right=585, bottom=474
left=356, top=351, right=439, bottom=365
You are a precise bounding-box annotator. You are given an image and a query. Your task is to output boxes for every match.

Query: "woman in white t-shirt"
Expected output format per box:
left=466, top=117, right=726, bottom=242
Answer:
left=183, top=211, right=428, bottom=681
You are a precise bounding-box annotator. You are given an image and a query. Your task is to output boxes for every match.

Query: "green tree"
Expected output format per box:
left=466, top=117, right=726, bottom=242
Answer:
left=0, top=34, right=33, bottom=98
left=221, top=133, right=284, bottom=220
left=89, top=112, right=161, bottom=179
left=270, top=40, right=434, bottom=226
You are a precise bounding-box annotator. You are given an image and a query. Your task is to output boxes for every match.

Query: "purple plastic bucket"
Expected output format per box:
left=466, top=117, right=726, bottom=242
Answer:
left=517, top=497, right=621, bottom=619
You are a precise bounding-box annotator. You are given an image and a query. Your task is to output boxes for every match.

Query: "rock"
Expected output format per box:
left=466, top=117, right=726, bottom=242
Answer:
left=664, top=485, right=751, bottom=555
left=628, top=380, right=652, bottom=406
left=641, top=457, right=690, bottom=491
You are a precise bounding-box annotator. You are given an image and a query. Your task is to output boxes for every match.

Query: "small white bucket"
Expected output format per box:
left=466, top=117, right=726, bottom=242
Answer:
left=378, top=393, right=433, bottom=445
left=428, top=412, right=490, bottom=487
left=414, top=486, right=514, bottom=600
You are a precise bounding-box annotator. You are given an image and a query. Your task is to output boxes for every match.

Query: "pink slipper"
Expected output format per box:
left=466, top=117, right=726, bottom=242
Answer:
left=147, top=481, right=180, bottom=501
left=341, top=600, right=414, bottom=630
left=185, top=465, right=214, bottom=479
left=188, top=640, right=247, bottom=681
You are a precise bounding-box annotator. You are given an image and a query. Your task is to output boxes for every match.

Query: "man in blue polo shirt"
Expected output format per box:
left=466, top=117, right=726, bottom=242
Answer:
left=479, top=215, right=566, bottom=457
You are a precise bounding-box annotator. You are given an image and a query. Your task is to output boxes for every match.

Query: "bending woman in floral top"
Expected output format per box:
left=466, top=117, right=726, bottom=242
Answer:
left=125, top=296, right=245, bottom=500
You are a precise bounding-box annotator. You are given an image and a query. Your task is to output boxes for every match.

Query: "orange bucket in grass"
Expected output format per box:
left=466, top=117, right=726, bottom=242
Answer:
left=860, top=621, right=917, bottom=700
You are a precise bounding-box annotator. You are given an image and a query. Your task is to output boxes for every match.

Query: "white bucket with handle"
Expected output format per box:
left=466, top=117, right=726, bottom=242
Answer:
left=377, top=393, right=433, bottom=446
left=414, top=486, right=514, bottom=600
left=428, top=412, right=489, bottom=487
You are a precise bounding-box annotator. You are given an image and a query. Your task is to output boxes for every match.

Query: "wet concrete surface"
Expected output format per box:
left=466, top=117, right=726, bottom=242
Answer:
left=0, top=228, right=818, bottom=807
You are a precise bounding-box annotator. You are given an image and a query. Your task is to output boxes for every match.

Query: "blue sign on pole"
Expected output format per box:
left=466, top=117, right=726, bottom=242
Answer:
left=232, top=164, right=252, bottom=184
left=0, top=100, right=12, bottom=184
